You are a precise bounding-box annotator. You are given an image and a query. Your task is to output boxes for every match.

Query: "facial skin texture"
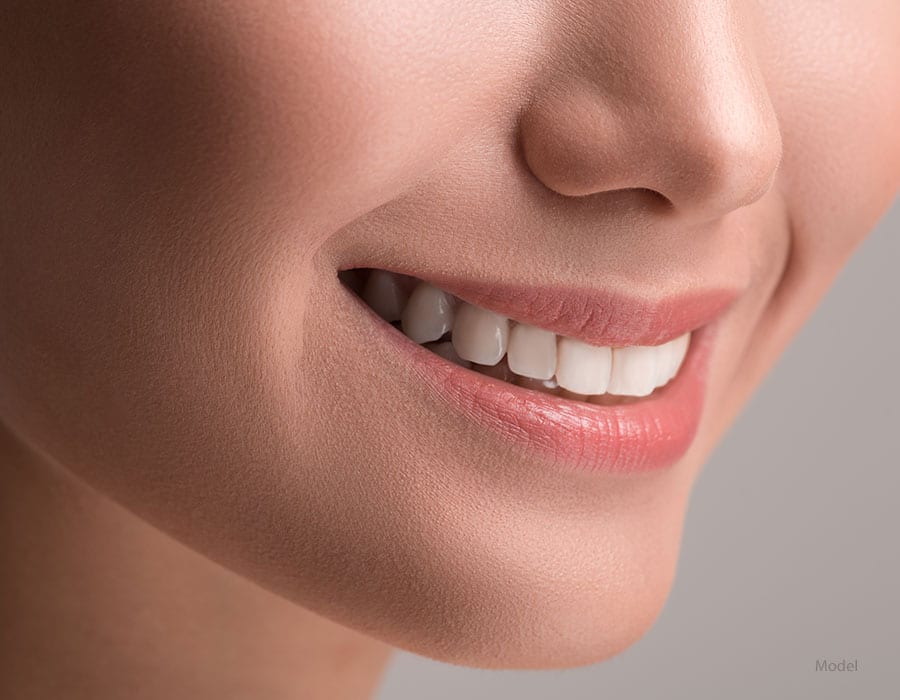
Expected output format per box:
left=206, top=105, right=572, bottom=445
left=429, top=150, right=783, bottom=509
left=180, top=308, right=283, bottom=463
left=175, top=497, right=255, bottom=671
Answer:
left=1, top=0, right=899, bottom=688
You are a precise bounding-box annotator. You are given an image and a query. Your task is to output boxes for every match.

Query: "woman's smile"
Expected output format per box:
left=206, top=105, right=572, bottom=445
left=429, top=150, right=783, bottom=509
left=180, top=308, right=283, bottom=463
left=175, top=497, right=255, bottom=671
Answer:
left=341, top=267, right=734, bottom=472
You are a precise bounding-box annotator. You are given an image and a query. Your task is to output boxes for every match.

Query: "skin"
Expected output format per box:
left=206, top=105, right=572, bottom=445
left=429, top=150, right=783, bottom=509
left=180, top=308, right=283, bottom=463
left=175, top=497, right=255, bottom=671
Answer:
left=1, top=0, right=899, bottom=697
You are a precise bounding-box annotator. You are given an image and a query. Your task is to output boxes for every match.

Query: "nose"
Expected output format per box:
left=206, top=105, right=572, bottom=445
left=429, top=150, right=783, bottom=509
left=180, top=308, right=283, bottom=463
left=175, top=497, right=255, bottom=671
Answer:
left=519, top=2, right=782, bottom=222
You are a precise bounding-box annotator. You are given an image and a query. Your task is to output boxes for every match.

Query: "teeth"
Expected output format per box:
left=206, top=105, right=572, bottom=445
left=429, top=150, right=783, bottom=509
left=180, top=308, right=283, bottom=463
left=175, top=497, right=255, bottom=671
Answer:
left=357, top=270, right=694, bottom=401
left=451, top=303, right=509, bottom=366
left=401, top=282, right=455, bottom=343
left=362, top=269, right=409, bottom=322
left=655, top=333, right=690, bottom=385
left=555, top=337, right=612, bottom=395
left=607, top=346, right=659, bottom=397
left=507, top=323, right=557, bottom=380
left=649, top=338, right=676, bottom=387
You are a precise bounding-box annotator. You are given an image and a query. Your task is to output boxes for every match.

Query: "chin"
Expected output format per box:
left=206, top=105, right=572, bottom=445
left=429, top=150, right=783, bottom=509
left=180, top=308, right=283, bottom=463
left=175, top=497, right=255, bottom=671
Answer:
left=267, top=451, right=688, bottom=671
left=367, top=537, right=678, bottom=670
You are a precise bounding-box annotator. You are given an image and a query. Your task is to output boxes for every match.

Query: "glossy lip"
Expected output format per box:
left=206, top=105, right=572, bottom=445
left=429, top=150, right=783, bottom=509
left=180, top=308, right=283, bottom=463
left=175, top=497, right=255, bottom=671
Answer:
left=341, top=272, right=729, bottom=473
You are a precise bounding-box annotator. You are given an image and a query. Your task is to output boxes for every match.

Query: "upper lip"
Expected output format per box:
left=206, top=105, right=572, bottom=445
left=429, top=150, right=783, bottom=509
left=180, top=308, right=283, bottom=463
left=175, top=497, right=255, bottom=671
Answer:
left=368, top=268, right=740, bottom=346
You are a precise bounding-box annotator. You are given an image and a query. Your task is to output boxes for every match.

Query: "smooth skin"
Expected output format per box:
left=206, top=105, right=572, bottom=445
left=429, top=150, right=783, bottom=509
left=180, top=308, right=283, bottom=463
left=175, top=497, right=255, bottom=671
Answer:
left=2, top=1, right=899, bottom=698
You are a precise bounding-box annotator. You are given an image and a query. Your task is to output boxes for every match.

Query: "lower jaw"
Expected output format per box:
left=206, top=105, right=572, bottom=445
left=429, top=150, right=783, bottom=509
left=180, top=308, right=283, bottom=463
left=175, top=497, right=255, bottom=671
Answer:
left=343, top=280, right=713, bottom=475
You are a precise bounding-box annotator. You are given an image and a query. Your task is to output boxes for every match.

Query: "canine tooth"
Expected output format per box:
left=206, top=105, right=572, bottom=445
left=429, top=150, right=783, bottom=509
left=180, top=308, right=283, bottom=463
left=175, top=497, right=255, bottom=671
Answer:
left=507, top=324, right=557, bottom=380
left=362, top=270, right=408, bottom=322
left=452, top=303, right=509, bottom=366
left=607, top=346, right=658, bottom=397
left=425, top=341, right=471, bottom=369
left=555, top=338, right=612, bottom=395
left=401, top=282, right=455, bottom=343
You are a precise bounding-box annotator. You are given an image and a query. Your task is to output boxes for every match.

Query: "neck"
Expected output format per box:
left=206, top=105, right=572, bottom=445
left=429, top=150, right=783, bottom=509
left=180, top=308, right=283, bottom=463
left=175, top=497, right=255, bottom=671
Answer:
left=0, top=423, right=392, bottom=700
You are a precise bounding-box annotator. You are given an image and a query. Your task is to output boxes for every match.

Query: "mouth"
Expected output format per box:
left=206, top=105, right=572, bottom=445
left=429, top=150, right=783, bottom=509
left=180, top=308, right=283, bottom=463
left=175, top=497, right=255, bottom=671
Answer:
left=339, top=267, right=735, bottom=473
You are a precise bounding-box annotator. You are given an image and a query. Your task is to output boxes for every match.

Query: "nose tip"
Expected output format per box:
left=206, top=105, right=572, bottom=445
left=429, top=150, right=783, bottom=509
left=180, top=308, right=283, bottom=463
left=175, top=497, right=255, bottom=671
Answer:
left=519, top=84, right=783, bottom=222
left=662, top=102, right=783, bottom=218
left=517, top=1, right=784, bottom=224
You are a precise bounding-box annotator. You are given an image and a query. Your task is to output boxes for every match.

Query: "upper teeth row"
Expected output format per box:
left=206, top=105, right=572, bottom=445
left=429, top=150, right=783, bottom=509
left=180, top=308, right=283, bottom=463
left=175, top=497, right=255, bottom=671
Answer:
left=361, top=270, right=691, bottom=398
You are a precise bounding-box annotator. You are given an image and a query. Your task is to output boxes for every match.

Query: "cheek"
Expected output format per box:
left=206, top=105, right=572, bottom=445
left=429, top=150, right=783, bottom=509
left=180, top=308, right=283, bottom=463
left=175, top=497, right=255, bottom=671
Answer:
left=759, top=1, right=900, bottom=263
left=173, top=0, right=546, bottom=235
left=0, top=0, right=549, bottom=480
left=0, top=0, right=538, bottom=441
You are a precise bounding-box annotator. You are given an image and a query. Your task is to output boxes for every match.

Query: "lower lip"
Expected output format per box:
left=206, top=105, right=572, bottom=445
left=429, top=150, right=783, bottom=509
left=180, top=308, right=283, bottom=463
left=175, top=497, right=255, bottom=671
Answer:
left=350, top=290, right=714, bottom=474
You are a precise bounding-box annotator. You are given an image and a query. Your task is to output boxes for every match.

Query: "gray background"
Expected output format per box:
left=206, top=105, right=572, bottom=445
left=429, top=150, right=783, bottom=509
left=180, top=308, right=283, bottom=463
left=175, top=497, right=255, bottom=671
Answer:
left=376, top=196, right=899, bottom=699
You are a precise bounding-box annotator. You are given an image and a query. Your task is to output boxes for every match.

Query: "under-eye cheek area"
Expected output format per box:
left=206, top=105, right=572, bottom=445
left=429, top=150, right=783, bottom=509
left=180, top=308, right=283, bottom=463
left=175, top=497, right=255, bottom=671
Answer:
left=0, top=2, right=434, bottom=235
left=140, top=1, right=548, bottom=232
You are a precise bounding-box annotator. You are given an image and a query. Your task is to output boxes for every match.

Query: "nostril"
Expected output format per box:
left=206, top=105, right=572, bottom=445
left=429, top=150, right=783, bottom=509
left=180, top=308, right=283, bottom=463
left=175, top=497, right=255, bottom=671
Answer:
left=636, top=187, right=674, bottom=211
